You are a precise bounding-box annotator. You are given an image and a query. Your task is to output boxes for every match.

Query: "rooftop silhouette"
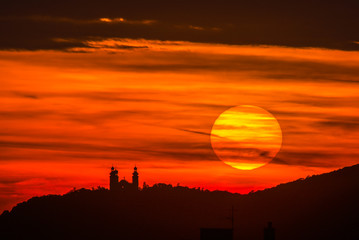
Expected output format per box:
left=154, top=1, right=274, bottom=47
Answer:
left=264, top=222, right=275, bottom=240
left=110, top=166, right=139, bottom=191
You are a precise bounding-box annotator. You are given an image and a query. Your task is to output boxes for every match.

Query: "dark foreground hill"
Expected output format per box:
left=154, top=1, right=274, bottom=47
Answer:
left=1, top=165, right=359, bottom=240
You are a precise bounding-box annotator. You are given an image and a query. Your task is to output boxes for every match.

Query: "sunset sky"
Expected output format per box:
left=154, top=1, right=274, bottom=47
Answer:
left=1, top=0, right=359, bottom=212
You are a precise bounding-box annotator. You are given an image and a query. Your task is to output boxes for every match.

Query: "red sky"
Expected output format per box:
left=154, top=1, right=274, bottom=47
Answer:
left=1, top=0, right=359, bottom=213
left=1, top=39, right=359, bottom=212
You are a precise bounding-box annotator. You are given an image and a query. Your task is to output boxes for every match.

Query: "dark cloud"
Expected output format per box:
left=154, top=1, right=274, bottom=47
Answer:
left=0, top=110, right=53, bottom=119
left=283, top=94, right=359, bottom=108
left=2, top=47, right=359, bottom=86
left=3, top=90, right=163, bottom=102
left=56, top=91, right=161, bottom=103
left=1, top=0, right=359, bottom=50
left=0, top=178, right=27, bottom=185
left=213, top=147, right=274, bottom=160
left=271, top=150, right=359, bottom=168
left=12, top=92, right=39, bottom=99
left=0, top=139, right=216, bottom=162
left=53, top=53, right=359, bottom=82
left=315, top=118, right=359, bottom=130
left=176, top=128, right=211, bottom=136
left=181, top=103, right=232, bottom=110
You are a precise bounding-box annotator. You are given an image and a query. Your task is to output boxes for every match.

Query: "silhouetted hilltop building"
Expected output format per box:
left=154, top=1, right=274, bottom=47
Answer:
left=109, top=166, right=139, bottom=191
left=109, top=166, right=119, bottom=190
left=132, top=166, right=139, bottom=189
left=264, top=222, right=275, bottom=240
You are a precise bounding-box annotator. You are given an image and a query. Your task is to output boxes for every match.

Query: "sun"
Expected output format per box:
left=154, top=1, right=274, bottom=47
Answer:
left=210, top=105, right=282, bottom=170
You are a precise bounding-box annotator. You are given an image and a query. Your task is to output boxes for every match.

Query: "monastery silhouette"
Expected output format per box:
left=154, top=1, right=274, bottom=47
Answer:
left=109, top=166, right=276, bottom=240
left=109, top=166, right=139, bottom=191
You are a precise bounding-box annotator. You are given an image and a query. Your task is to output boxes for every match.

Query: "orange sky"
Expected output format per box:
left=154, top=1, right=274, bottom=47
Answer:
left=1, top=39, right=359, bottom=212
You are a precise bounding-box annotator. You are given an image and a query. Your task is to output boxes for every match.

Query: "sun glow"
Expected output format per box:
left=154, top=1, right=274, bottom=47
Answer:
left=211, top=105, right=282, bottom=170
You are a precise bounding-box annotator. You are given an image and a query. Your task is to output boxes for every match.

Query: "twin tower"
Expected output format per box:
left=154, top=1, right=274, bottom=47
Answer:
left=109, top=166, right=139, bottom=191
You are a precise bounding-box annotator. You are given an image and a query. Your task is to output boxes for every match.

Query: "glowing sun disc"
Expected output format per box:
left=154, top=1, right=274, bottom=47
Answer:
left=210, top=105, right=282, bottom=170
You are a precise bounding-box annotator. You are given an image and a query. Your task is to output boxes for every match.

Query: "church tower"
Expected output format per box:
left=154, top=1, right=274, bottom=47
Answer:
left=132, top=166, right=139, bottom=190
left=109, top=166, right=119, bottom=191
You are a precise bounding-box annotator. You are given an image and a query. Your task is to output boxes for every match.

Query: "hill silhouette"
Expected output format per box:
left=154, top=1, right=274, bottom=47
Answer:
left=1, top=164, right=359, bottom=240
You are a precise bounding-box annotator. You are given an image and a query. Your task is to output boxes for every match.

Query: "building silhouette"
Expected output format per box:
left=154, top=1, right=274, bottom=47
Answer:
left=264, top=222, right=275, bottom=240
left=110, top=166, right=139, bottom=191
left=200, top=228, right=233, bottom=240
